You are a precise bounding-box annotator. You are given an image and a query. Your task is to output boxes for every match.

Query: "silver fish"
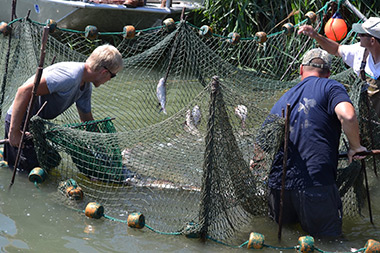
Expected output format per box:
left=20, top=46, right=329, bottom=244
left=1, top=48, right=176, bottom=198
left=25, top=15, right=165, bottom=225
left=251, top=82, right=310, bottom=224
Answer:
left=192, top=105, right=201, bottom=128
left=185, top=109, right=195, bottom=129
left=235, top=104, right=247, bottom=129
left=156, top=77, right=167, bottom=114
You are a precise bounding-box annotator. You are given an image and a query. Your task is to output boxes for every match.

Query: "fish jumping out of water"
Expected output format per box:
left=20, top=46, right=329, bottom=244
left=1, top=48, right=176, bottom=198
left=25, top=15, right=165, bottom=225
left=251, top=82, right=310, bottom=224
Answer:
left=235, top=104, right=247, bottom=129
left=156, top=77, right=167, bottom=114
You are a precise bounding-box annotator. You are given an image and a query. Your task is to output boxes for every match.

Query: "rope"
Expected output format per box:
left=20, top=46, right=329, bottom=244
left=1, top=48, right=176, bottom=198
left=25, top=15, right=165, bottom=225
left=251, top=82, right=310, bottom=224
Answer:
left=1, top=12, right=338, bottom=42
left=43, top=202, right=377, bottom=252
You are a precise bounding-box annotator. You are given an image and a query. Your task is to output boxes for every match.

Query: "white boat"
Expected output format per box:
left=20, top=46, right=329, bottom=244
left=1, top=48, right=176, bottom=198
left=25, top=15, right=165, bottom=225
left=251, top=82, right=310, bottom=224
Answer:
left=0, top=0, right=203, bottom=31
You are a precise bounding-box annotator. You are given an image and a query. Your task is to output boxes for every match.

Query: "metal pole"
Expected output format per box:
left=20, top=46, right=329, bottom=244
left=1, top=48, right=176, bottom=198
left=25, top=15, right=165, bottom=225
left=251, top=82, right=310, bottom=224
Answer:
left=344, top=0, right=366, bottom=21
left=166, top=0, right=172, bottom=8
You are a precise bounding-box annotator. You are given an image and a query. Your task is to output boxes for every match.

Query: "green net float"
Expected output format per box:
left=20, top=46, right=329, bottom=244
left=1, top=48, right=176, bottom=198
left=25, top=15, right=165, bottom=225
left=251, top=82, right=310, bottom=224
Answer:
left=247, top=232, right=265, bottom=249
left=364, top=239, right=380, bottom=253
left=0, top=161, right=8, bottom=167
left=127, top=212, right=145, bottom=229
left=255, top=31, right=267, bottom=43
left=85, top=25, right=98, bottom=40
left=46, top=19, right=57, bottom=33
left=163, top=18, right=176, bottom=32
left=227, top=32, right=240, bottom=45
left=305, top=11, right=317, bottom=24
left=85, top=202, right=104, bottom=219
left=199, top=25, right=212, bottom=37
left=0, top=22, right=11, bottom=36
left=66, top=186, right=84, bottom=200
left=123, top=25, right=135, bottom=39
left=298, top=236, right=314, bottom=253
left=282, top=23, right=294, bottom=35
left=28, top=167, right=47, bottom=184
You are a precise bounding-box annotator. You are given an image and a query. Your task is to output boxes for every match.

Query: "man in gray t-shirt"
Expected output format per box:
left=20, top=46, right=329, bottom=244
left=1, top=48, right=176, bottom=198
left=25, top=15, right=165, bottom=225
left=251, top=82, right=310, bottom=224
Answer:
left=4, top=44, right=123, bottom=172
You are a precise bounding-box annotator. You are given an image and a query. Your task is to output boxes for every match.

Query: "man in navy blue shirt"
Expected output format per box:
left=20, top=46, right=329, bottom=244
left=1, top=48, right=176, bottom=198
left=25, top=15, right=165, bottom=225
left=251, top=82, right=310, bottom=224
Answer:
left=267, top=48, right=367, bottom=237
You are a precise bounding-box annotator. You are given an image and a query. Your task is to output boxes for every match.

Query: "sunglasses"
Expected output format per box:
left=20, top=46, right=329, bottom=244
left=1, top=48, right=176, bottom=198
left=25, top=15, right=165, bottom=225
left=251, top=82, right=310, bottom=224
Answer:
left=358, top=33, right=371, bottom=37
left=103, top=66, right=116, bottom=78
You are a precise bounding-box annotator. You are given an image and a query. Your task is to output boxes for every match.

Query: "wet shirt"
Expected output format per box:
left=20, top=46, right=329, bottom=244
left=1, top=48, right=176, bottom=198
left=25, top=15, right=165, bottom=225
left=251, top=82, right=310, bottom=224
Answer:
left=268, top=76, right=352, bottom=190
left=8, top=62, right=92, bottom=119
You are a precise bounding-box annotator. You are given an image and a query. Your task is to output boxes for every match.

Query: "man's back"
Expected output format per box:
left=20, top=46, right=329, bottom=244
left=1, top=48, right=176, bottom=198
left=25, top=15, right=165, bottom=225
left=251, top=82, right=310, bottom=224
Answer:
left=269, top=76, right=351, bottom=190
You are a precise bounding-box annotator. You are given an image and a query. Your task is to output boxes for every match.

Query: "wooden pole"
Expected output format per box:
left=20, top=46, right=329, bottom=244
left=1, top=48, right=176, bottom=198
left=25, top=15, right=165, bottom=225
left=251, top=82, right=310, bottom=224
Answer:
left=11, top=0, right=17, bottom=20
left=278, top=103, right=291, bottom=241
left=9, top=26, right=50, bottom=187
left=361, top=160, right=373, bottom=224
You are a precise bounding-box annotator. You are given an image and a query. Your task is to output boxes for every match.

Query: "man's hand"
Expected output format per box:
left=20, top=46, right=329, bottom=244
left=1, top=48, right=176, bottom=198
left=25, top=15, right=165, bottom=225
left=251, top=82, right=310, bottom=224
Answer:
left=348, top=145, right=367, bottom=163
left=8, top=129, right=22, bottom=147
left=298, top=25, right=318, bottom=38
left=8, top=130, right=32, bottom=148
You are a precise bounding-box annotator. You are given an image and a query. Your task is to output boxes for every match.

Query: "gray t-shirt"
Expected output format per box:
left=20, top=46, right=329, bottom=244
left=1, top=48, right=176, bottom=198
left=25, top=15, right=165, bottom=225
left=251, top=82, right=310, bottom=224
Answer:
left=8, top=62, right=92, bottom=120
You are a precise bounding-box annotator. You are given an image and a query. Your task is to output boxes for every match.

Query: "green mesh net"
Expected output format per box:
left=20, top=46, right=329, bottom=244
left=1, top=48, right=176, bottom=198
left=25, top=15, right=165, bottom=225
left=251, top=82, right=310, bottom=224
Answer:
left=0, top=5, right=379, bottom=244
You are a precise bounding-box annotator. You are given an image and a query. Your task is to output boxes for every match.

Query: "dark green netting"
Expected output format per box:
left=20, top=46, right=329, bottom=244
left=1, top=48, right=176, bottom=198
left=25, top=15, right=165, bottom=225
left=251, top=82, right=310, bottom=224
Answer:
left=30, top=116, right=124, bottom=183
left=0, top=5, right=379, bottom=244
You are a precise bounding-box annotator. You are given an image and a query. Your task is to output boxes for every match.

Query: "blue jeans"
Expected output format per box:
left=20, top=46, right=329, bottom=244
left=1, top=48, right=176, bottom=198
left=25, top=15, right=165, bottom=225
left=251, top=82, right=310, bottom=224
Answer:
left=268, top=184, right=343, bottom=237
left=4, top=114, right=39, bottom=172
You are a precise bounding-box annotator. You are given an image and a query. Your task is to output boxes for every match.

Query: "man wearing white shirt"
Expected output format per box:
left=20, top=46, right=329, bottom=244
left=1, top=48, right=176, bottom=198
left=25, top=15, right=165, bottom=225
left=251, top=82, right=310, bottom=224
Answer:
left=298, top=17, right=380, bottom=116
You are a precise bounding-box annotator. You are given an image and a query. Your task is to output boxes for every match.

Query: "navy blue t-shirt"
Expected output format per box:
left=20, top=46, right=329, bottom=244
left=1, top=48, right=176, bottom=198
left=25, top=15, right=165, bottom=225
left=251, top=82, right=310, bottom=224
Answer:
left=268, top=76, right=352, bottom=190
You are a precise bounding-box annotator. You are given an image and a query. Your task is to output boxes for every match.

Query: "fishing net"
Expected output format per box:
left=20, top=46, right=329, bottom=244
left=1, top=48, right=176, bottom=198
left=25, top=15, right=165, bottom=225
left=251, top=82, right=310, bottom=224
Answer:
left=0, top=2, right=379, bottom=244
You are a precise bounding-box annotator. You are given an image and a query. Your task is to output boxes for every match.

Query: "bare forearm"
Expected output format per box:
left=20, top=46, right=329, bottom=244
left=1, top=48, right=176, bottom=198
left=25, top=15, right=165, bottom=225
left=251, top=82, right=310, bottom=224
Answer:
left=313, top=33, right=340, bottom=56
left=335, top=101, right=367, bottom=162
left=9, top=87, right=32, bottom=133
left=298, top=25, right=340, bottom=56
left=78, top=110, right=94, bottom=122
left=341, top=117, right=361, bottom=149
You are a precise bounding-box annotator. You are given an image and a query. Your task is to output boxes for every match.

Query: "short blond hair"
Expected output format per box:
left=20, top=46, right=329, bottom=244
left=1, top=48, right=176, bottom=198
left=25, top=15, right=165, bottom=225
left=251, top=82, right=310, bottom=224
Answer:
left=86, top=44, right=123, bottom=73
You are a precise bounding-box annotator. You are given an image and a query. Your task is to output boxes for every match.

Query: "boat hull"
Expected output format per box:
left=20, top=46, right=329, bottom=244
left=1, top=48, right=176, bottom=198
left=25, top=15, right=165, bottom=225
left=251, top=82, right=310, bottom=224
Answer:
left=0, top=0, right=203, bottom=31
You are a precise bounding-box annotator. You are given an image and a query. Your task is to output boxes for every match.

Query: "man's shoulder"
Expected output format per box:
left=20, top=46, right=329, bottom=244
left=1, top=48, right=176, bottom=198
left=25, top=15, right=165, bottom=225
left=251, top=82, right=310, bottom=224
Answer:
left=45, top=62, right=84, bottom=89
left=49, top=62, right=83, bottom=70
left=46, top=62, right=83, bottom=78
left=339, top=42, right=365, bottom=56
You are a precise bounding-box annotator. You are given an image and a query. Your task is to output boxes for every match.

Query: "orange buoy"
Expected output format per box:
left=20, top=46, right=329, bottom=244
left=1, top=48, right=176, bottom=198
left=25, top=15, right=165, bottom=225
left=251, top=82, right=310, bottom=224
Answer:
left=324, top=12, right=347, bottom=42
left=305, top=11, right=317, bottom=24
left=85, top=25, right=98, bottom=40
left=46, top=19, right=57, bottom=33
left=123, top=25, right=135, bottom=39
left=364, top=239, right=380, bottom=253
left=282, top=23, right=294, bottom=35
left=298, top=236, right=315, bottom=253
left=127, top=212, right=145, bottom=229
left=0, top=22, right=11, bottom=36
left=247, top=232, right=265, bottom=249
left=66, top=186, right=84, bottom=200
left=199, top=25, right=213, bottom=37
left=255, top=31, right=267, bottom=43
left=28, top=167, right=47, bottom=184
left=227, top=32, right=240, bottom=45
left=85, top=202, right=104, bottom=219
left=163, top=18, right=176, bottom=32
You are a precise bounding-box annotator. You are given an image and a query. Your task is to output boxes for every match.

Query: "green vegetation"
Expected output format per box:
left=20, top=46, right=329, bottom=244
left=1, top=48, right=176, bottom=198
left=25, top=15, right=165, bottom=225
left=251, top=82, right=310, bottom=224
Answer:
left=190, top=0, right=379, bottom=38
